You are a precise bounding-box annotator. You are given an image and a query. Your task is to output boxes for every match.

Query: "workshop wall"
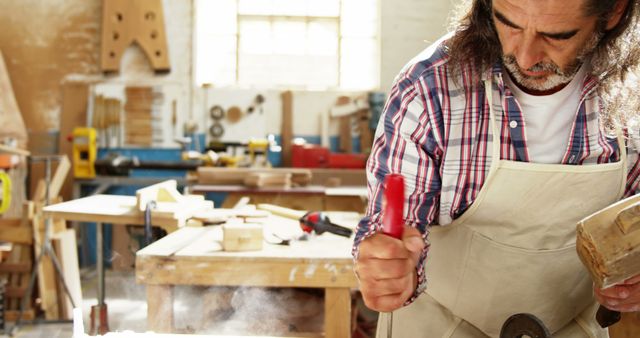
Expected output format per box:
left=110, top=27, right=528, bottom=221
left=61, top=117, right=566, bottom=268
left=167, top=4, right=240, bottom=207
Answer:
left=0, top=0, right=456, bottom=151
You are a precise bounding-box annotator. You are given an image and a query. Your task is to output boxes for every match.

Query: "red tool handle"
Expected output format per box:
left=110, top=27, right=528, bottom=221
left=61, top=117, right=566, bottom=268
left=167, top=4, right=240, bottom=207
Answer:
left=382, top=174, right=405, bottom=239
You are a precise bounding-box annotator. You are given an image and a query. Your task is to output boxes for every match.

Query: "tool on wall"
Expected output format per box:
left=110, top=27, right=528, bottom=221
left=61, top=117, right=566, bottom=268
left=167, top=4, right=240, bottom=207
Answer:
left=576, top=195, right=640, bottom=328
left=70, top=127, right=97, bottom=179
left=247, top=94, right=265, bottom=114
left=381, top=174, right=405, bottom=338
left=100, top=0, right=170, bottom=73
left=209, top=105, right=225, bottom=140
left=226, top=106, right=243, bottom=124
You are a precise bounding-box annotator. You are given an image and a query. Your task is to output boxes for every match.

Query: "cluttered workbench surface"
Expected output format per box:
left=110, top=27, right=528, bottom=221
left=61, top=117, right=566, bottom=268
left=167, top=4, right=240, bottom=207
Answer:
left=136, top=213, right=360, bottom=338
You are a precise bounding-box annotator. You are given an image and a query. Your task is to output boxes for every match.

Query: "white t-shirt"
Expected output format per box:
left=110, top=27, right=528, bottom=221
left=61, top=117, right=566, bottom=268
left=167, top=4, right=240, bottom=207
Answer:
left=504, top=66, right=587, bottom=164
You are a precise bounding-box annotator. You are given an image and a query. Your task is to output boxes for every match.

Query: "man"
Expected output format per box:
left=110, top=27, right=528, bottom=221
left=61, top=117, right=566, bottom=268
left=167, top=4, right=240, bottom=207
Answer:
left=353, top=0, right=640, bottom=337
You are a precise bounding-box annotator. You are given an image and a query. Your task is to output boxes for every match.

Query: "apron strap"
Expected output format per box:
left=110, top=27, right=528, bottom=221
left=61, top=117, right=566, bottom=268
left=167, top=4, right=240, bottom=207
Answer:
left=484, top=79, right=501, bottom=165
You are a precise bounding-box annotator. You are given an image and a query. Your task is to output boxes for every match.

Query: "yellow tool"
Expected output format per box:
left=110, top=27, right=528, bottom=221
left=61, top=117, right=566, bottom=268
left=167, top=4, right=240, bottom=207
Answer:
left=72, top=127, right=97, bottom=178
left=0, top=171, right=11, bottom=214
left=248, top=138, right=270, bottom=167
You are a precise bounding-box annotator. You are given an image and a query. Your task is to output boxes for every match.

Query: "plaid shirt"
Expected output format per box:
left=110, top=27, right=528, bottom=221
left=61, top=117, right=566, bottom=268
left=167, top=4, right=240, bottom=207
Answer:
left=354, top=39, right=640, bottom=303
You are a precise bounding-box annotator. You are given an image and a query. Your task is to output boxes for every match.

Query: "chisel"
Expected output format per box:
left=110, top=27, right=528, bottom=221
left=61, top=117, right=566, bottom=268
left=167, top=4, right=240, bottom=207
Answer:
left=382, top=174, right=405, bottom=337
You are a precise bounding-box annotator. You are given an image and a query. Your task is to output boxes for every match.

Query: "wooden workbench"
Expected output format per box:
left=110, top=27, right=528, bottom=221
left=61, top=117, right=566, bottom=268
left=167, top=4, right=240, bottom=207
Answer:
left=43, top=194, right=187, bottom=233
left=136, top=215, right=359, bottom=338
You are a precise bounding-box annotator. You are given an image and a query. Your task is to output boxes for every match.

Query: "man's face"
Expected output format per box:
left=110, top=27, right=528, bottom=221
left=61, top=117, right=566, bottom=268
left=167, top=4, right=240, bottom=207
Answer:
left=493, top=0, right=602, bottom=92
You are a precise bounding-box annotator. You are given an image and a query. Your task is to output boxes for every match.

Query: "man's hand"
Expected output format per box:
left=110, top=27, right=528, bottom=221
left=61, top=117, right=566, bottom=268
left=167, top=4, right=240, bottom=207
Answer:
left=355, top=225, right=424, bottom=312
left=594, top=274, right=640, bottom=312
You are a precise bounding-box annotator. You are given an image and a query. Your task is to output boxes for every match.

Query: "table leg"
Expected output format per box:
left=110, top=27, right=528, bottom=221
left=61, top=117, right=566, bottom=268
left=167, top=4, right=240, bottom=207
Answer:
left=90, top=222, right=109, bottom=335
left=325, top=287, right=351, bottom=338
left=147, top=285, right=174, bottom=333
left=97, top=222, right=104, bottom=305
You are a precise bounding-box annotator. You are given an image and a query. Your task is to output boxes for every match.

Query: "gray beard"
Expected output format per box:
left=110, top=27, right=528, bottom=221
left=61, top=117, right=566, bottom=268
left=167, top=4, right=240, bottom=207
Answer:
left=502, top=33, right=602, bottom=92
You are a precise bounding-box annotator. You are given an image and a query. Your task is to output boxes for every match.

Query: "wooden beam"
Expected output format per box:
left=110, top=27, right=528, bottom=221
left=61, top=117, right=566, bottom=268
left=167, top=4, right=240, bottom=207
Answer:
left=281, top=91, right=293, bottom=167
left=0, top=227, right=32, bottom=245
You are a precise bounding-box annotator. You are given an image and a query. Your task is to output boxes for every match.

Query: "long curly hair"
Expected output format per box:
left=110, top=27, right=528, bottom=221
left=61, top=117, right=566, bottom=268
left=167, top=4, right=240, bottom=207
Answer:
left=445, top=0, right=640, bottom=134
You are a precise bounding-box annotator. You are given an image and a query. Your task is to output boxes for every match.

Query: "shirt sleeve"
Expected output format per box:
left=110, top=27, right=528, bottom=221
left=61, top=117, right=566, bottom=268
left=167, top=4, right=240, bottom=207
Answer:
left=352, top=68, right=443, bottom=304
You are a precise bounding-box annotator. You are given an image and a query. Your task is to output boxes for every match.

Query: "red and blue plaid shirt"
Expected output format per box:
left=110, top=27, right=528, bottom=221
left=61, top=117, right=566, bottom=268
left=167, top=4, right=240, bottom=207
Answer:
left=354, top=38, right=640, bottom=302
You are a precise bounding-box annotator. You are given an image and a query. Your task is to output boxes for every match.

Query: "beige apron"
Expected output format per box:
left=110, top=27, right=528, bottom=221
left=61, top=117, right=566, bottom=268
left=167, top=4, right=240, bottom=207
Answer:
left=377, top=80, right=627, bottom=338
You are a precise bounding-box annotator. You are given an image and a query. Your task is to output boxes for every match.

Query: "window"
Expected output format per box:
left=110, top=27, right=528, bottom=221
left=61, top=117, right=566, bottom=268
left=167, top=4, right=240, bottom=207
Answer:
left=195, top=0, right=379, bottom=90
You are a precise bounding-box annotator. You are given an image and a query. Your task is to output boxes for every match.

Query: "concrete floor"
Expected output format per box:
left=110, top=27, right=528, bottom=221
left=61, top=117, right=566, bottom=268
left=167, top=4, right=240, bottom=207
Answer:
left=7, top=269, right=333, bottom=338
left=10, top=269, right=147, bottom=338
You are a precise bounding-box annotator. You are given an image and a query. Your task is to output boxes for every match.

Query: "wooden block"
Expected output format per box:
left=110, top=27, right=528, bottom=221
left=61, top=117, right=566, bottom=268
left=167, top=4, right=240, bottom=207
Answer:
left=222, top=222, right=263, bottom=251
left=52, top=229, right=83, bottom=320
left=101, top=0, right=170, bottom=73
left=577, top=195, right=640, bottom=288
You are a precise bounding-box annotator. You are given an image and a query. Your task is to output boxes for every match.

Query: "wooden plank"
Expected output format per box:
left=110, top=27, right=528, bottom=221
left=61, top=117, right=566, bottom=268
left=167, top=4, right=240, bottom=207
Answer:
left=0, top=227, right=32, bottom=245
left=324, top=288, right=351, bottom=338
left=43, top=194, right=183, bottom=231
left=4, top=310, right=35, bottom=322
left=136, top=255, right=357, bottom=288
left=281, top=91, right=293, bottom=167
left=136, top=226, right=208, bottom=257
left=52, top=229, right=83, bottom=320
left=32, top=212, right=59, bottom=319
left=309, top=169, right=366, bottom=186
left=146, top=285, right=174, bottom=333
left=0, top=262, right=30, bottom=273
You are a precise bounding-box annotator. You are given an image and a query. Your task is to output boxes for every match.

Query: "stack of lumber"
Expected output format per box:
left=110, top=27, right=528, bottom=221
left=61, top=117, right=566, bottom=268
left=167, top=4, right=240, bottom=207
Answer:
left=124, top=86, right=156, bottom=146
left=1, top=155, right=82, bottom=321
left=0, top=214, right=34, bottom=322
left=196, top=167, right=312, bottom=188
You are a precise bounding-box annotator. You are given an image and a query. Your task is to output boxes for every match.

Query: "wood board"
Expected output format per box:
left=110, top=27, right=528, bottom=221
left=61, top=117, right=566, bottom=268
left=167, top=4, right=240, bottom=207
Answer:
left=101, top=0, right=170, bottom=73
left=52, top=229, right=83, bottom=320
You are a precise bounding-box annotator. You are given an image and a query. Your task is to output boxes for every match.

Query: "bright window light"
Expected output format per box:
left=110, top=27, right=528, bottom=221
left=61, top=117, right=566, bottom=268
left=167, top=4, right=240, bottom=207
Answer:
left=195, top=0, right=379, bottom=90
